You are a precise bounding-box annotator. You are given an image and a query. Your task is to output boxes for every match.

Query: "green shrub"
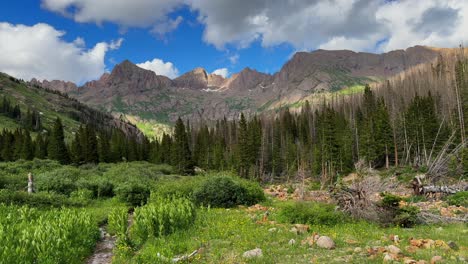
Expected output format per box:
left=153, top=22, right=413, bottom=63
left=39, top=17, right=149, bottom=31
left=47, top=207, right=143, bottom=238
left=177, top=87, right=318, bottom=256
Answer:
left=0, top=189, right=81, bottom=208
left=35, top=167, right=82, bottom=195
left=277, top=201, right=346, bottom=226
left=445, top=191, right=468, bottom=207
left=379, top=193, right=420, bottom=227
left=380, top=193, right=401, bottom=208
left=394, top=205, right=419, bottom=227
left=77, top=177, right=114, bottom=198
left=153, top=176, right=204, bottom=198
left=237, top=180, right=266, bottom=205
left=193, top=176, right=265, bottom=208
left=115, top=182, right=150, bottom=207
left=70, top=189, right=94, bottom=204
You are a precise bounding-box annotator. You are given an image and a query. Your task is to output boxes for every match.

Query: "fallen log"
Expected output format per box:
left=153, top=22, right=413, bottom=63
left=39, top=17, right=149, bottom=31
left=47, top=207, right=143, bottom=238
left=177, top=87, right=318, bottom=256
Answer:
left=420, top=185, right=467, bottom=195
left=411, top=174, right=467, bottom=195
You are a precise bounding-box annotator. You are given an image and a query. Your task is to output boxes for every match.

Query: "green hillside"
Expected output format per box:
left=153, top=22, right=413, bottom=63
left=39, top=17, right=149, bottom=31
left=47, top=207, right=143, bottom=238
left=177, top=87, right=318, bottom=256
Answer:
left=0, top=73, right=139, bottom=140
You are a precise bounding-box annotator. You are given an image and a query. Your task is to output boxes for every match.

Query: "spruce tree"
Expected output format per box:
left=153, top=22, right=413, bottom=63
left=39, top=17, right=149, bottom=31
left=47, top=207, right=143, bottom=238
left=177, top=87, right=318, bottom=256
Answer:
left=237, top=113, right=250, bottom=177
left=173, top=117, right=194, bottom=174
left=47, top=118, right=69, bottom=164
left=20, top=130, right=34, bottom=160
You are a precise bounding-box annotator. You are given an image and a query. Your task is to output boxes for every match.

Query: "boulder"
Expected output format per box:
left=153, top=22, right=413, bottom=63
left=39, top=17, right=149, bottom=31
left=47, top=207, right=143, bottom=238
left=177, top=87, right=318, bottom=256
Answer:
left=243, top=248, right=263, bottom=258
left=386, top=245, right=401, bottom=255
left=316, top=236, right=335, bottom=249
left=430, top=256, right=442, bottom=264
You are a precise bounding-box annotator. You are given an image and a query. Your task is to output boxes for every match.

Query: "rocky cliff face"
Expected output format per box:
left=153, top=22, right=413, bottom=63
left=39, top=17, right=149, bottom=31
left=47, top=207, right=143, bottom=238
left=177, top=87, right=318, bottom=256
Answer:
left=30, top=78, right=77, bottom=93
left=76, top=60, right=172, bottom=105
left=31, top=45, right=446, bottom=124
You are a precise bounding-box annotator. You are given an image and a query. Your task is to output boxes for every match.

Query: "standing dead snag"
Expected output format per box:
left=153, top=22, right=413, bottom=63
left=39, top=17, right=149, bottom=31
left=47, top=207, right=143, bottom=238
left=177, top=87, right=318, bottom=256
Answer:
left=27, top=172, right=35, bottom=194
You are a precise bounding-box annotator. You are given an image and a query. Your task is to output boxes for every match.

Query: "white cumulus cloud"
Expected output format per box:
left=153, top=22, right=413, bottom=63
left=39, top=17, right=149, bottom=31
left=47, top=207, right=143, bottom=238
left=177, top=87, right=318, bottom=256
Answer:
left=137, top=58, right=179, bottom=79
left=0, top=22, right=121, bottom=84
left=41, top=0, right=184, bottom=34
left=212, top=68, right=229, bottom=78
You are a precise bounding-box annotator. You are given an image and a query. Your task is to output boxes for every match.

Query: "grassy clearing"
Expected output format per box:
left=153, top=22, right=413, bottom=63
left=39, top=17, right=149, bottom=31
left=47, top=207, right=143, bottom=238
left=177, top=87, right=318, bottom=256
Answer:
left=116, top=200, right=467, bottom=263
left=337, top=84, right=366, bottom=95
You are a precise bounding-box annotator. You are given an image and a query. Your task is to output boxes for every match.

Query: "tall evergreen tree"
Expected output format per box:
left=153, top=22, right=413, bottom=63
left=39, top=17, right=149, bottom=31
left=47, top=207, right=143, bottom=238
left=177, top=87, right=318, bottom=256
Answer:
left=172, top=117, right=194, bottom=174
left=47, top=118, right=69, bottom=164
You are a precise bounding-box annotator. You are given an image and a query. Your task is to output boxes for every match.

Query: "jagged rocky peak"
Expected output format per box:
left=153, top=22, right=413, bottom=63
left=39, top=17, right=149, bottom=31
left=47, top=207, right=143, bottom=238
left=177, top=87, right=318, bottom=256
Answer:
left=225, top=67, right=271, bottom=91
left=30, top=78, right=77, bottom=93
left=174, top=67, right=225, bottom=89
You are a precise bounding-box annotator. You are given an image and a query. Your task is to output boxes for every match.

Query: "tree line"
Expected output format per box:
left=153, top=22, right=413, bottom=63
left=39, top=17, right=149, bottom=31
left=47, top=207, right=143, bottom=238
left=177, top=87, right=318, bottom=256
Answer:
left=1, top=52, right=467, bottom=184
left=150, top=51, right=468, bottom=182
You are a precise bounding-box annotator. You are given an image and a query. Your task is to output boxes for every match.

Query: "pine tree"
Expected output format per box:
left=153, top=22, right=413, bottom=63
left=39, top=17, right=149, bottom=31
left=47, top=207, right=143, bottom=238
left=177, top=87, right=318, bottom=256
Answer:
left=47, top=118, right=69, bottom=164
left=20, top=130, right=34, bottom=160
left=173, top=117, right=194, bottom=174
left=34, top=133, right=47, bottom=159
left=237, top=113, right=250, bottom=177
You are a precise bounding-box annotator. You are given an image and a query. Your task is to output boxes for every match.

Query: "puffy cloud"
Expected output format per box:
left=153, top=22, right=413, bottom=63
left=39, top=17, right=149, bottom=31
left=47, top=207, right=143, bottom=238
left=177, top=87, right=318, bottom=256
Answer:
left=189, top=0, right=468, bottom=52
left=0, top=22, right=121, bottom=83
left=137, top=58, right=179, bottom=78
left=41, top=0, right=184, bottom=33
left=41, top=0, right=468, bottom=53
left=152, top=16, right=183, bottom=37
left=212, top=68, right=229, bottom=78
left=376, top=0, right=468, bottom=51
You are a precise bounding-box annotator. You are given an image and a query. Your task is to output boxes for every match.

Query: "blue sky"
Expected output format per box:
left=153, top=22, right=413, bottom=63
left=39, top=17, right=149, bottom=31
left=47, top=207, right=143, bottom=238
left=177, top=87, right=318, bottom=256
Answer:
left=0, top=1, right=466, bottom=84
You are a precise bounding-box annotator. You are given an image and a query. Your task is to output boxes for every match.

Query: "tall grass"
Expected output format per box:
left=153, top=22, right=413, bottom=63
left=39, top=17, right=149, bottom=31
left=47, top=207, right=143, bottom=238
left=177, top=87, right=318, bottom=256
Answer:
left=0, top=204, right=99, bottom=263
left=131, top=196, right=196, bottom=245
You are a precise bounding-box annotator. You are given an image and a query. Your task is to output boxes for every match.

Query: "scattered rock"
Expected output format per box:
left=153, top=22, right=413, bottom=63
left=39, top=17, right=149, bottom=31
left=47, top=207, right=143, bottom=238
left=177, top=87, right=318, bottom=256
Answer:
left=386, top=245, right=401, bottom=255
left=430, top=256, right=442, bottom=264
left=316, top=236, right=335, bottom=249
left=290, top=227, right=298, bottom=234
left=383, top=253, right=395, bottom=262
left=288, top=239, right=296, bottom=245
left=293, top=224, right=310, bottom=234
left=403, top=257, right=417, bottom=264
left=268, top=228, right=277, bottom=232
left=447, top=241, right=459, bottom=251
left=243, top=248, right=263, bottom=258
left=354, top=247, right=362, bottom=253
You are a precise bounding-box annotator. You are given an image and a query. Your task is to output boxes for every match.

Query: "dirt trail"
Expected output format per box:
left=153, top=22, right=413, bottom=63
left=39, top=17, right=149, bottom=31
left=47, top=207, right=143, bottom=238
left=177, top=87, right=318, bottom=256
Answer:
left=86, top=227, right=116, bottom=264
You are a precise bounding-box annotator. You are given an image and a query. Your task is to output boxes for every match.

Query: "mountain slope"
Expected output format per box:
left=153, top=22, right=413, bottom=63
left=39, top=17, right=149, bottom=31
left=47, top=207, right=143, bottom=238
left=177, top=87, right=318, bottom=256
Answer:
left=0, top=72, right=142, bottom=139
left=28, top=46, right=450, bottom=136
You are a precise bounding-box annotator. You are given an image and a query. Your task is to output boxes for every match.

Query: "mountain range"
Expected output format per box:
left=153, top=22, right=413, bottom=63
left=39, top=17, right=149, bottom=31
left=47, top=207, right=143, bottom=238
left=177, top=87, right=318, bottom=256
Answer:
left=28, top=45, right=450, bottom=135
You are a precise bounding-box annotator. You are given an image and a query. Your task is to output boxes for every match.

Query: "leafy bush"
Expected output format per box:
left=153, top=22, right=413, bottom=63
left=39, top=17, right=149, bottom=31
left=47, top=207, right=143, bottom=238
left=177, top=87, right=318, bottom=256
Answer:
left=445, top=191, right=468, bottom=207
left=153, top=176, right=205, bottom=198
left=35, top=167, right=82, bottom=195
left=115, top=182, right=150, bottom=207
left=131, top=196, right=195, bottom=245
left=77, top=177, right=114, bottom=198
left=70, top=189, right=94, bottom=204
left=277, top=201, right=346, bottom=226
left=0, top=189, right=81, bottom=208
left=193, top=176, right=265, bottom=208
left=0, top=205, right=99, bottom=263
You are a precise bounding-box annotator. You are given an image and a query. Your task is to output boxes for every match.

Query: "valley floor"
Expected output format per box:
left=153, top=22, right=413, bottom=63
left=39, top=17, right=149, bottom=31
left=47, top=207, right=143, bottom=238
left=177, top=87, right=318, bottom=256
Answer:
left=0, top=160, right=466, bottom=263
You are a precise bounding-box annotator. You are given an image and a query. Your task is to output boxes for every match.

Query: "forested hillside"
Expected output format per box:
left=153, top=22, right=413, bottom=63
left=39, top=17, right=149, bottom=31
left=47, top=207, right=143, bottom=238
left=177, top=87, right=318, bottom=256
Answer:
left=0, top=73, right=151, bottom=164
left=147, top=49, right=468, bottom=184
